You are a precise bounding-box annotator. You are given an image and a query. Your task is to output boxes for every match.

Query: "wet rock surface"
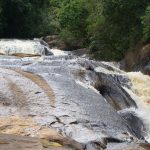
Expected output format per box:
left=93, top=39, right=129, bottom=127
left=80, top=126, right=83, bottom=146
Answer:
left=143, top=62, right=150, bottom=76
left=106, top=142, right=150, bottom=150
left=0, top=40, right=149, bottom=149
left=119, top=111, right=146, bottom=139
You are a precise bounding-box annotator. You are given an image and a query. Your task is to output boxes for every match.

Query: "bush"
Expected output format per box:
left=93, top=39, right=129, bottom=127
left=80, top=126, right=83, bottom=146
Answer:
left=87, top=0, right=149, bottom=60
left=142, top=5, right=150, bottom=42
left=58, top=0, right=89, bottom=48
left=1, top=0, right=51, bottom=38
left=0, top=0, right=150, bottom=61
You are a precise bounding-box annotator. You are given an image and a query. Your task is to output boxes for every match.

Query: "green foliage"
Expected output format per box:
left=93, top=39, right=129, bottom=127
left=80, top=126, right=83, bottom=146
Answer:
left=53, top=0, right=150, bottom=60
left=88, top=0, right=149, bottom=60
left=0, top=0, right=150, bottom=60
left=0, top=0, right=51, bottom=38
left=57, top=0, right=89, bottom=48
left=142, top=5, right=150, bottom=42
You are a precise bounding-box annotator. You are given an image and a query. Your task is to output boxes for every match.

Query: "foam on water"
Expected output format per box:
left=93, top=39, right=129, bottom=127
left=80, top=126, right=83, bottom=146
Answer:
left=50, top=48, right=67, bottom=56
left=127, top=72, right=150, bottom=142
left=0, top=39, right=47, bottom=56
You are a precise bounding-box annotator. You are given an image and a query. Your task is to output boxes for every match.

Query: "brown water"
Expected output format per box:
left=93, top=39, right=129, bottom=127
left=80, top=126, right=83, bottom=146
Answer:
left=127, top=72, right=150, bottom=142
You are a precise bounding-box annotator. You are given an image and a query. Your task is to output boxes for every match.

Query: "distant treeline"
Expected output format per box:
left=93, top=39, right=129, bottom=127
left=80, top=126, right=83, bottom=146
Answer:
left=0, top=0, right=150, bottom=60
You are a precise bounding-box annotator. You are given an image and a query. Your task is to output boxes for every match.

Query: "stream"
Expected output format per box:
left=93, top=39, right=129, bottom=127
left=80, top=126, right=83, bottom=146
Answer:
left=0, top=39, right=149, bottom=150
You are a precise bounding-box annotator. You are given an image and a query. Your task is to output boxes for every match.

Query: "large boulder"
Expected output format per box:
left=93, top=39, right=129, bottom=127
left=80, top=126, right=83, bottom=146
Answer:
left=123, top=44, right=150, bottom=75
left=43, top=35, right=67, bottom=50
left=43, top=35, right=82, bottom=51
left=143, top=62, right=150, bottom=75
left=68, top=48, right=90, bottom=57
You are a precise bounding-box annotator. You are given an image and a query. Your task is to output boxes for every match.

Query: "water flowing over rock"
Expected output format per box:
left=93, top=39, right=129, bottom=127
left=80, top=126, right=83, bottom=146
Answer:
left=0, top=39, right=150, bottom=150
left=126, top=72, right=150, bottom=142
left=0, top=39, right=53, bottom=57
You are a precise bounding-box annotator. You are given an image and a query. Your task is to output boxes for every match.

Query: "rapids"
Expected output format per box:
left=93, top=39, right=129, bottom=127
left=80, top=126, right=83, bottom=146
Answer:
left=103, top=62, right=150, bottom=142
left=127, top=72, right=150, bottom=142
left=0, top=39, right=150, bottom=149
left=0, top=39, right=52, bottom=56
left=102, top=60, right=150, bottom=142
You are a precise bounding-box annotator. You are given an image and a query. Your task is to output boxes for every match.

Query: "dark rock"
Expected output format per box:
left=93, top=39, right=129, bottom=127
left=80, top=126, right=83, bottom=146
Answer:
left=86, top=141, right=104, bottom=150
left=143, top=63, right=150, bottom=76
left=119, top=111, right=146, bottom=139
left=94, top=71, right=137, bottom=111
left=43, top=35, right=67, bottom=50
left=68, top=48, right=90, bottom=57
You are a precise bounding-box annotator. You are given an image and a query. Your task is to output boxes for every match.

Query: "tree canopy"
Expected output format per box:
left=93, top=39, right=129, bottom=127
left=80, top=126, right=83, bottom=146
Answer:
left=0, top=0, right=150, bottom=60
left=0, top=0, right=51, bottom=38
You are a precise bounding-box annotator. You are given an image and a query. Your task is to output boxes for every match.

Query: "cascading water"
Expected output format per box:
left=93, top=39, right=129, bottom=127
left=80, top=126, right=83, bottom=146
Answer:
left=0, top=39, right=68, bottom=57
left=0, top=39, right=53, bottom=56
left=0, top=39, right=150, bottom=149
left=126, top=72, right=150, bottom=142
left=96, top=61, right=150, bottom=142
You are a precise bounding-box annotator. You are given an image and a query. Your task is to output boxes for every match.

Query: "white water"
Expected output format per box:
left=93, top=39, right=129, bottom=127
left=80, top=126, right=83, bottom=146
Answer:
left=96, top=61, right=150, bottom=142
left=127, top=72, right=150, bottom=142
left=0, top=39, right=47, bottom=56
left=51, top=48, right=67, bottom=56
left=0, top=39, right=67, bottom=57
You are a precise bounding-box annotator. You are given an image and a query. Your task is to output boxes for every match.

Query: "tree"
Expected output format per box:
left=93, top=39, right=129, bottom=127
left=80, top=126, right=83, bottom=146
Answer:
left=142, top=5, right=150, bottom=42
left=0, top=0, right=150, bottom=61
left=0, top=0, right=5, bottom=36
left=1, top=0, right=51, bottom=38
left=89, top=0, right=149, bottom=60
left=57, top=0, right=89, bottom=49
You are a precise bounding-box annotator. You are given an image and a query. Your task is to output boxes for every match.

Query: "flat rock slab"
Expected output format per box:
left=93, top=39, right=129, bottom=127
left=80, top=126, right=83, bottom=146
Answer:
left=0, top=134, right=42, bottom=150
left=0, top=134, right=82, bottom=150
left=106, top=142, right=150, bottom=150
left=0, top=53, right=149, bottom=149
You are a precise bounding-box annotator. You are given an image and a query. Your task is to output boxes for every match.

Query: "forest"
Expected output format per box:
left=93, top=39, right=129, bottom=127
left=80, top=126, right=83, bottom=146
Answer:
left=0, top=0, right=150, bottom=60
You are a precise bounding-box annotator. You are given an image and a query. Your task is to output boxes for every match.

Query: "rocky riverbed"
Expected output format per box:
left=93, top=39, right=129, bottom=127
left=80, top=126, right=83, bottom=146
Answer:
left=0, top=39, right=149, bottom=150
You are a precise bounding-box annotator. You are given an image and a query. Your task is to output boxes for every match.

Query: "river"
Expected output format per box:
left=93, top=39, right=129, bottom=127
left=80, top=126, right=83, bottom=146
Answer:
left=0, top=39, right=149, bottom=150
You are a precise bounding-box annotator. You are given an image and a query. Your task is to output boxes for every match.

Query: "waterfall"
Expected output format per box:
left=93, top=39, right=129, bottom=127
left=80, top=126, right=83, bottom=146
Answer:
left=98, top=61, right=150, bottom=142
left=0, top=39, right=52, bottom=56
left=0, top=39, right=150, bottom=148
left=127, top=72, right=150, bottom=142
left=0, top=39, right=69, bottom=57
left=50, top=48, right=67, bottom=56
